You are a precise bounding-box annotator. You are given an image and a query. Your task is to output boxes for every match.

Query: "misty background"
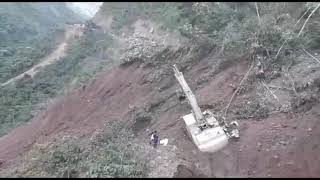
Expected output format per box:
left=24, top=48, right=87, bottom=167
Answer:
left=66, top=2, right=103, bottom=19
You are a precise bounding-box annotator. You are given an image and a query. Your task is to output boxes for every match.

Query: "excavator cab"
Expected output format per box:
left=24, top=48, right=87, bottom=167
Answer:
left=173, top=64, right=239, bottom=153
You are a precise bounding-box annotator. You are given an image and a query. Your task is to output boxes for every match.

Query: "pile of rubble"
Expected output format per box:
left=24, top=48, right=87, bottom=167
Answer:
left=120, top=32, right=165, bottom=64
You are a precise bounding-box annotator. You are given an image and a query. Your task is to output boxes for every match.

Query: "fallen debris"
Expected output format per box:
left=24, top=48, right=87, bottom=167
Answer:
left=120, top=32, right=165, bottom=64
left=223, top=61, right=254, bottom=119
left=160, top=138, right=169, bottom=146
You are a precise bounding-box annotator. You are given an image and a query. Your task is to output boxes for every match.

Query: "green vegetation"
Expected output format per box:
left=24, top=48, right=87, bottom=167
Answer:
left=10, top=120, right=148, bottom=178
left=0, top=30, right=113, bottom=136
left=103, top=2, right=319, bottom=55
left=0, top=2, right=83, bottom=83
left=0, top=29, right=64, bottom=83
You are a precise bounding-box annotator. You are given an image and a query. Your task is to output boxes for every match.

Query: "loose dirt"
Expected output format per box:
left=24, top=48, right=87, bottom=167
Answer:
left=0, top=20, right=319, bottom=178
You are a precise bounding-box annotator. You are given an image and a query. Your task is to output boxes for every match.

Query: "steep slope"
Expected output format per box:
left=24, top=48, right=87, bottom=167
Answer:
left=0, top=63, right=152, bottom=162
left=1, top=43, right=319, bottom=177
left=0, top=2, right=320, bottom=178
left=0, top=21, right=111, bottom=137
left=0, top=2, right=84, bottom=83
left=0, top=3, right=96, bottom=136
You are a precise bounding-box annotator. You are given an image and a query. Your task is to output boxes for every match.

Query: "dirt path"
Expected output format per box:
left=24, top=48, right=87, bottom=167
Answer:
left=1, top=24, right=84, bottom=87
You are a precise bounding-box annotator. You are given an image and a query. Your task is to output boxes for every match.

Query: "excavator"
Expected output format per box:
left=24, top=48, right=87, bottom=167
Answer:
left=173, top=64, right=239, bottom=153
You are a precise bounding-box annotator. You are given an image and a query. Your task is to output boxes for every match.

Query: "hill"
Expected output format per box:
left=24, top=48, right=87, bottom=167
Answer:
left=0, top=2, right=83, bottom=83
left=0, top=2, right=320, bottom=178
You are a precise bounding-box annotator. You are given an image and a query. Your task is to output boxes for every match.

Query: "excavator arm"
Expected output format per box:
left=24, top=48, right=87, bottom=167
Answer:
left=173, top=64, right=239, bottom=153
left=173, top=64, right=204, bottom=122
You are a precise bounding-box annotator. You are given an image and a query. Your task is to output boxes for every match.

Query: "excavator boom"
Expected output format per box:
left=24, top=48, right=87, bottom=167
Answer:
left=173, top=64, right=203, bottom=122
left=173, top=64, right=239, bottom=153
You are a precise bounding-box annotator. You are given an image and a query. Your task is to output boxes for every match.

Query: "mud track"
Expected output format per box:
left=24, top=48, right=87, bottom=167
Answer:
left=1, top=24, right=84, bottom=87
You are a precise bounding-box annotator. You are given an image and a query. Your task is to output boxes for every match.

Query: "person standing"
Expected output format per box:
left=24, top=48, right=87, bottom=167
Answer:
left=149, top=131, right=159, bottom=148
left=152, top=131, right=159, bottom=148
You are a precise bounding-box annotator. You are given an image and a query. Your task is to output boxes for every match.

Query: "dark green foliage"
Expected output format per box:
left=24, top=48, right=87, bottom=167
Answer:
left=0, top=30, right=64, bottom=83
left=16, top=120, right=148, bottom=177
left=103, top=2, right=318, bottom=55
left=0, top=2, right=111, bottom=136
left=0, top=3, right=83, bottom=83
left=0, top=31, right=112, bottom=136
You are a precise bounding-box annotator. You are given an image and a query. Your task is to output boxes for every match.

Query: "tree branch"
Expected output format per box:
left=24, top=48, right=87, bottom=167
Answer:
left=298, top=3, right=320, bottom=37
left=295, top=6, right=311, bottom=27
left=224, top=62, right=254, bottom=119
left=261, top=81, right=283, bottom=107
left=255, top=3, right=262, bottom=27
left=265, top=48, right=271, bottom=60
left=275, top=4, right=318, bottom=60
left=275, top=39, right=287, bottom=59
left=302, top=48, right=320, bottom=64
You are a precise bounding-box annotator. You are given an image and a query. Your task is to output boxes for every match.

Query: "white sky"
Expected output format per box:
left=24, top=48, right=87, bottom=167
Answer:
left=67, top=2, right=103, bottom=19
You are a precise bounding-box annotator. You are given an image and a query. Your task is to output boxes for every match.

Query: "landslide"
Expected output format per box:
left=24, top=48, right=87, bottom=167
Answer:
left=2, top=36, right=320, bottom=177
left=1, top=2, right=320, bottom=178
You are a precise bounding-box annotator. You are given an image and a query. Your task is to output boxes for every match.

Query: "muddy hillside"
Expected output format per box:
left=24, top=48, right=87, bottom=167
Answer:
left=0, top=2, right=320, bottom=178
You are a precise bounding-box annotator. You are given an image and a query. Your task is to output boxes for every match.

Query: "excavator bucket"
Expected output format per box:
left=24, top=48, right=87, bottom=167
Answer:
left=183, top=113, right=229, bottom=153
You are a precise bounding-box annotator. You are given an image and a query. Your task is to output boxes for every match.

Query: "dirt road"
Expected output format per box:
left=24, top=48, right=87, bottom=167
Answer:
left=1, top=24, right=84, bottom=87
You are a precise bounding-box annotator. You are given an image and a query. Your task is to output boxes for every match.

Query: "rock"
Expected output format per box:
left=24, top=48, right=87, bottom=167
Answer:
left=0, top=159, right=4, bottom=166
left=257, top=142, right=262, bottom=151
left=286, top=161, right=294, bottom=165
left=279, top=141, right=287, bottom=145
left=128, top=104, right=135, bottom=109
left=120, top=32, right=165, bottom=64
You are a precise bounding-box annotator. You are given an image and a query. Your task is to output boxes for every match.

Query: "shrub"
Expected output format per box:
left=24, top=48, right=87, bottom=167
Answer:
left=11, top=120, right=149, bottom=178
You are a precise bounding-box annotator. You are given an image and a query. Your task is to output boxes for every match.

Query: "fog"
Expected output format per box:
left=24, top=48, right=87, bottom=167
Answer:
left=67, top=2, right=103, bottom=19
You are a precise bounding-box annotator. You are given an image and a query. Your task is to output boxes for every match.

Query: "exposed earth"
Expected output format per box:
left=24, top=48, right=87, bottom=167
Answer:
left=0, top=17, right=320, bottom=178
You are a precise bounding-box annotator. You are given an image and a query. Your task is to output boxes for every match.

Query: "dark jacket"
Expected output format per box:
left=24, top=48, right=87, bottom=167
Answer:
left=153, top=134, right=159, bottom=143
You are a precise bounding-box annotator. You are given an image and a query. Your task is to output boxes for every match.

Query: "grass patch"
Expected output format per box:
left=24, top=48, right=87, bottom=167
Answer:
left=8, top=120, right=149, bottom=178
